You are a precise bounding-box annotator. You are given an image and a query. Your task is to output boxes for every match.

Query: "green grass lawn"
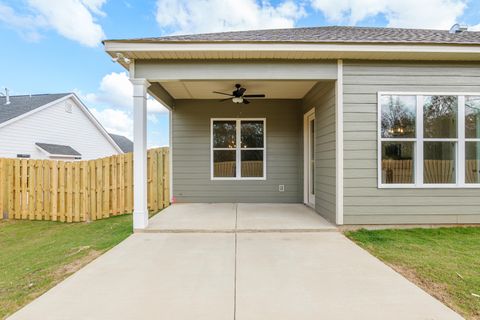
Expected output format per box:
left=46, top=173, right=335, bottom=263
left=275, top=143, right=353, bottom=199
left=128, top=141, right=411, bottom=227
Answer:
left=0, top=215, right=133, bottom=319
left=346, top=227, right=480, bottom=319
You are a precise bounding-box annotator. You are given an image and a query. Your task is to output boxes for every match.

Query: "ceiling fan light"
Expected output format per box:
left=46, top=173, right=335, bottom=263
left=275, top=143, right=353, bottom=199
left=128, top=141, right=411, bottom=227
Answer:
left=232, top=97, right=243, bottom=104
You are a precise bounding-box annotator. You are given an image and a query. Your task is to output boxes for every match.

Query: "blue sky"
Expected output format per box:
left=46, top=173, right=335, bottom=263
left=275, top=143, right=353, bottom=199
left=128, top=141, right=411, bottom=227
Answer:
left=0, top=0, right=479, bottom=147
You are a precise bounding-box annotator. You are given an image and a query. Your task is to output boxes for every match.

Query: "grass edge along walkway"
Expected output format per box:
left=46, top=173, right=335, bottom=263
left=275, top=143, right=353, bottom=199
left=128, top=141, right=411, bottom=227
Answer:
left=346, top=227, right=480, bottom=320
left=0, top=215, right=133, bottom=319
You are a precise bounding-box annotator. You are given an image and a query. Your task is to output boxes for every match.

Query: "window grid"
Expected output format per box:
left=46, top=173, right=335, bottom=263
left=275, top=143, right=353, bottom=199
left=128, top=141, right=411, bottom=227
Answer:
left=211, top=118, right=266, bottom=180
left=378, top=92, right=480, bottom=188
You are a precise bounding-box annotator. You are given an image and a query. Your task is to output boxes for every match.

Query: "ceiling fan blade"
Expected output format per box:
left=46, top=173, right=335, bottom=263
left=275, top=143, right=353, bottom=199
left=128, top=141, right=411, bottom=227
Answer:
left=243, top=99, right=250, bottom=105
left=213, top=91, right=234, bottom=96
left=243, top=94, right=265, bottom=98
left=219, top=98, right=232, bottom=102
left=238, top=87, right=247, bottom=96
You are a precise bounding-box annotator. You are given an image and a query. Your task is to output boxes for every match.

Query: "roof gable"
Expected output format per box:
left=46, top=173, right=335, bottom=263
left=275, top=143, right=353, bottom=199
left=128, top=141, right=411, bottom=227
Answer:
left=0, top=93, right=70, bottom=124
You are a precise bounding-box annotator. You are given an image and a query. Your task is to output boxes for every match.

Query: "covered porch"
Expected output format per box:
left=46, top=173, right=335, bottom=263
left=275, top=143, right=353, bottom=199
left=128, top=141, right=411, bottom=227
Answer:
left=114, top=57, right=344, bottom=229
left=142, top=203, right=336, bottom=233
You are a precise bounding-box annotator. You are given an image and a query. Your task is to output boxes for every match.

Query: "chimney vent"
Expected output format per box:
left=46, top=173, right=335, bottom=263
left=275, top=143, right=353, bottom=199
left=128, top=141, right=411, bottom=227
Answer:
left=4, top=88, right=10, bottom=105
left=449, top=24, right=468, bottom=34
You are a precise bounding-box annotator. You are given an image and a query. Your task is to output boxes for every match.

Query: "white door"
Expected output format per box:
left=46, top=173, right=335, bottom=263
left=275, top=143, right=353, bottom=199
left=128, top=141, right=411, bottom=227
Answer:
left=304, top=109, right=315, bottom=207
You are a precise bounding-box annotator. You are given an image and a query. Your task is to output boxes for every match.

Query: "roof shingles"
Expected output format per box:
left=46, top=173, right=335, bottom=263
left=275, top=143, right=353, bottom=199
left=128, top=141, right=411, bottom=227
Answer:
left=0, top=93, right=70, bottom=125
left=106, top=26, right=480, bottom=45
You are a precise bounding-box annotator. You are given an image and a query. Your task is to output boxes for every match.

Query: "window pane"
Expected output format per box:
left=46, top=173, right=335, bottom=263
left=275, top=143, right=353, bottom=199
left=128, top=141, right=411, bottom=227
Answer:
left=424, top=142, right=456, bottom=184
left=241, top=150, right=263, bottom=177
left=424, top=96, right=458, bottom=138
left=381, top=95, right=416, bottom=138
left=466, top=142, right=480, bottom=184
left=241, top=121, right=264, bottom=148
left=213, top=121, right=236, bottom=148
left=381, top=142, right=414, bottom=184
left=213, top=150, right=236, bottom=177
left=465, top=96, right=480, bottom=139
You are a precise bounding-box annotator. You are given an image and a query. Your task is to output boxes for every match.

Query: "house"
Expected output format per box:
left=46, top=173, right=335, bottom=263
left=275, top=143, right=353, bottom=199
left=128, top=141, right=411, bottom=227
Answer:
left=0, top=92, right=133, bottom=160
left=103, top=25, right=480, bottom=229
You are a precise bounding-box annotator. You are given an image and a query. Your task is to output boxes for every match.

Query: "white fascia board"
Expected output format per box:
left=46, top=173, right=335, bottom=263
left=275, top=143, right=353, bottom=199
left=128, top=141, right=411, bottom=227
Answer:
left=104, top=41, right=480, bottom=55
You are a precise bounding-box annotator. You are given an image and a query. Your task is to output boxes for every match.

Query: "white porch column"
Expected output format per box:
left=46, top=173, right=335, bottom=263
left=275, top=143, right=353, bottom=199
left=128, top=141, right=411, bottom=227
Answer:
left=131, top=78, right=150, bottom=229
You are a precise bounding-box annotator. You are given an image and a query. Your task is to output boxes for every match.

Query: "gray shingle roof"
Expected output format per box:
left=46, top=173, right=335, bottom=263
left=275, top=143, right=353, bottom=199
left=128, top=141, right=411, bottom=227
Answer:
left=109, top=133, right=133, bottom=153
left=35, top=143, right=81, bottom=157
left=107, top=26, right=480, bottom=45
left=0, top=93, right=71, bottom=124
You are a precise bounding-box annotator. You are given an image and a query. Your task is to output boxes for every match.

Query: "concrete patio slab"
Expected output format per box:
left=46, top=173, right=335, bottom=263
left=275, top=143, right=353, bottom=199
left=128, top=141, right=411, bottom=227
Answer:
left=9, top=233, right=235, bottom=320
left=236, top=203, right=336, bottom=232
left=145, top=203, right=335, bottom=233
left=8, top=207, right=461, bottom=320
left=236, top=232, right=461, bottom=320
left=145, top=203, right=236, bottom=232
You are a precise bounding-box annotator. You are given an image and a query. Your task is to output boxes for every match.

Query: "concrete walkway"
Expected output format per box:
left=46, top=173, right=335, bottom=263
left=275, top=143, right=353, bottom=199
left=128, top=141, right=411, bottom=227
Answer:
left=9, top=204, right=461, bottom=320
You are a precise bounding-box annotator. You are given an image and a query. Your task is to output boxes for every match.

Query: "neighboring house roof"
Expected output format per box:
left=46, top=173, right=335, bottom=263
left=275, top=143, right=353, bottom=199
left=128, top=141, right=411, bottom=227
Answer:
left=0, top=93, right=70, bottom=124
left=106, top=26, right=480, bottom=45
left=109, top=133, right=133, bottom=153
left=35, top=143, right=82, bottom=157
left=0, top=93, right=125, bottom=154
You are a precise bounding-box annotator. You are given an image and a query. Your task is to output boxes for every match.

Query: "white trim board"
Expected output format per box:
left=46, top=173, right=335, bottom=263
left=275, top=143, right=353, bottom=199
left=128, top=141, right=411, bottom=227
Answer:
left=104, top=42, right=480, bottom=58
left=303, top=108, right=315, bottom=207
left=335, top=59, right=344, bottom=225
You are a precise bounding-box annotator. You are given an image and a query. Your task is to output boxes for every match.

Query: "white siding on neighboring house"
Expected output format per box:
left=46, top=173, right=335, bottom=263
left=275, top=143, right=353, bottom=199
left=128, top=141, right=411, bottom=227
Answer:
left=0, top=97, right=119, bottom=160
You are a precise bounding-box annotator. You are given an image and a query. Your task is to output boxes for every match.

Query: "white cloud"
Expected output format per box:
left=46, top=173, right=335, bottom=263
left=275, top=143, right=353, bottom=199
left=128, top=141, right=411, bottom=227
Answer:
left=90, top=108, right=133, bottom=139
left=471, top=24, right=480, bottom=31
left=310, top=0, right=467, bottom=29
left=155, top=0, right=306, bottom=34
left=75, top=71, right=169, bottom=142
left=84, top=72, right=169, bottom=113
left=0, top=0, right=106, bottom=46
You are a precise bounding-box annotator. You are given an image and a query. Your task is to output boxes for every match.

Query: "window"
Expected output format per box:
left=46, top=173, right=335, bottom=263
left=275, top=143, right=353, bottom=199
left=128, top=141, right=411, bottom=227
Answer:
left=211, top=119, right=265, bottom=180
left=378, top=93, right=480, bottom=188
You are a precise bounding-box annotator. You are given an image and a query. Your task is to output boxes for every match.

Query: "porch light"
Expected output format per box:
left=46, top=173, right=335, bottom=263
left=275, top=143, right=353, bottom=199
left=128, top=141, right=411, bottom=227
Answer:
left=232, top=97, right=243, bottom=104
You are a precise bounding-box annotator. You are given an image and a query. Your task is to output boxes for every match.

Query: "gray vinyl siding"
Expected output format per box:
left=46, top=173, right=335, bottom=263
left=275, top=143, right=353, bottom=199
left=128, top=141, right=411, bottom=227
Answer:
left=172, top=99, right=303, bottom=202
left=343, top=60, right=480, bottom=224
left=302, top=82, right=337, bottom=223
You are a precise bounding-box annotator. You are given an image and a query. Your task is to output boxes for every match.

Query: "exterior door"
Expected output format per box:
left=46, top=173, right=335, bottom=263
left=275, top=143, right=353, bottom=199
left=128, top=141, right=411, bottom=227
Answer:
left=304, top=109, right=315, bottom=207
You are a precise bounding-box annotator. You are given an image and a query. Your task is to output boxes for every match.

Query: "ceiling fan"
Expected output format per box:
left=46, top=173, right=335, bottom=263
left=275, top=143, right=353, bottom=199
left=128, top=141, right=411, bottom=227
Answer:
left=213, top=84, right=265, bottom=104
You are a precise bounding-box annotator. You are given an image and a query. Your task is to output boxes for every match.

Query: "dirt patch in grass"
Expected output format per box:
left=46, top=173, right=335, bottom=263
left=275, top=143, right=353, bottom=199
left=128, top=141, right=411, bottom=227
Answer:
left=53, top=249, right=102, bottom=278
left=0, top=215, right=132, bottom=319
left=387, top=263, right=459, bottom=316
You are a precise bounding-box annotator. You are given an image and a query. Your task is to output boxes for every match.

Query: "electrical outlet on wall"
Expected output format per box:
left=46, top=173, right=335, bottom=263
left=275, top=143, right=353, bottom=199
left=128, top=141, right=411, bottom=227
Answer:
left=278, top=185, right=285, bottom=192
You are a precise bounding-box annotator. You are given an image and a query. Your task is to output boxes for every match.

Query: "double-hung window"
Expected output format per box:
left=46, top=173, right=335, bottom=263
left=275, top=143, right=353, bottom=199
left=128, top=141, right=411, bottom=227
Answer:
left=379, top=92, right=480, bottom=188
left=211, top=119, right=266, bottom=180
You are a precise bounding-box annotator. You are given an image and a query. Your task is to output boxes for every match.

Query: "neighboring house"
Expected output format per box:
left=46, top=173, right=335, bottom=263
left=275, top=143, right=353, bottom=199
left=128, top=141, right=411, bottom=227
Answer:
left=0, top=92, right=133, bottom=160
left=104, top=25, right=480, bottom=228
left=109, top=133, right=134, bottom=153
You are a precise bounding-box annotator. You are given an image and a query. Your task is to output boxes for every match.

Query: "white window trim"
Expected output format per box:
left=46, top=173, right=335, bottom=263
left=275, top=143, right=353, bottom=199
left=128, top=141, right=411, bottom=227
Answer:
left=378, top=91, right=480, bottom=189
left=211, top=118, right=266, bottom=181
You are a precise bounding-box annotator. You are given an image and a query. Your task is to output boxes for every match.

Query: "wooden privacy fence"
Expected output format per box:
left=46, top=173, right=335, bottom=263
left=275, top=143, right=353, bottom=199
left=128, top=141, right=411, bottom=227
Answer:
left=382, top=159, right=480, bottom=184
left=214, top=161, right=263, bottom=177
left=0, top=148, right=169, bottom=222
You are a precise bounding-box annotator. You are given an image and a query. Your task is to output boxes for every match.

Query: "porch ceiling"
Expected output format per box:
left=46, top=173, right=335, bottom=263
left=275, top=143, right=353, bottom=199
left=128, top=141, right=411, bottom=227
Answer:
left=157, top=80, right=318, bottom=99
